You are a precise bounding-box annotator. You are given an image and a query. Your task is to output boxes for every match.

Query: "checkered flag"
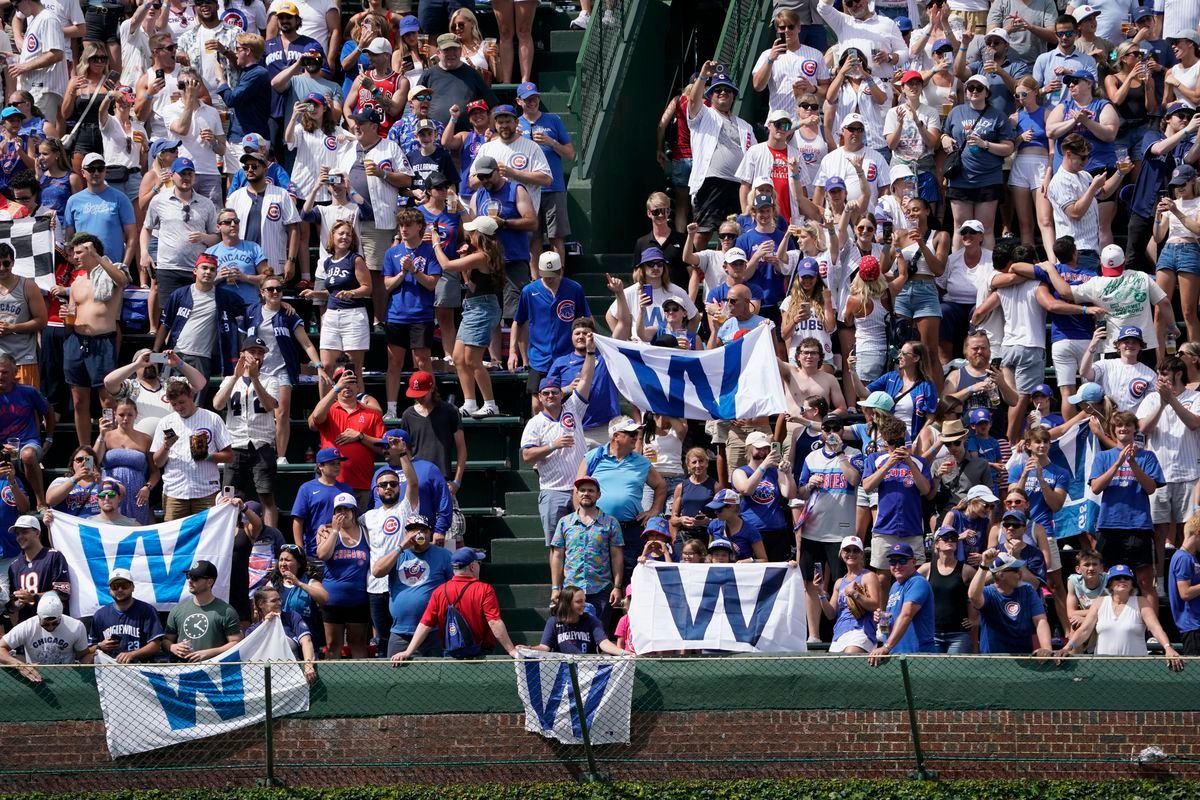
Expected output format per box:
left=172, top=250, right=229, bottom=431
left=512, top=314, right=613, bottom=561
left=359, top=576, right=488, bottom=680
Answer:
left=0, top=216, right=56, bottom=291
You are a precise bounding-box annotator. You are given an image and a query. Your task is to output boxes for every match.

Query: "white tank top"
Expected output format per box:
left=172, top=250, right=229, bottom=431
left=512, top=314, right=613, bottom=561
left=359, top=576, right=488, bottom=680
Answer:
left=853, top=296, right=888, bottom=353
left=780, top=294, right=833, bottom=359
left=146, top=66, right=180, bottom=140
left=647, top=427, right=684, bottom=477
left=1094, top=596, right=1147, bottom=656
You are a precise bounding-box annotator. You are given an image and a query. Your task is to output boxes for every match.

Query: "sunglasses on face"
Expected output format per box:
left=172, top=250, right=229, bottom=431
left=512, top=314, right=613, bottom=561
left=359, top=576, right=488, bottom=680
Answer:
left=718, top=232, right=738, bottom=240
left=1063, top=77, right=1082, bottom=86
left=772, top=120, right=793, bottom=130
left=413, top=93, right=432, bottom=101
left=376, top=481, right=398, bottom=488
left=84, top=165, right=106, bottom=172
left=776, top=23, right=795, bottom=30
left=799, top=102, right=820, bottom=111
left=219, top=218, right=238, bottom=225
left=886, top=438, right=905, bottom=447
left=888, top=557, right=911, bottom=565
left=650, top=208, right=667, bottom=216
left=1056, top=30, right=1076, bottom=37
left=155, top=44, right=178, bottom=52
left=263, top=286, right=283, bottom=294
left=985, top=39, right=1004, bottom=47
left=1002, top=522, right=1024, bottom=529
left=711, top=86, right=734, bottom=94
left=98, top=490, right=118, bottom=498
left=966, top=85, right=986, bottom=93
left=846, top=125, right=865, bottom=133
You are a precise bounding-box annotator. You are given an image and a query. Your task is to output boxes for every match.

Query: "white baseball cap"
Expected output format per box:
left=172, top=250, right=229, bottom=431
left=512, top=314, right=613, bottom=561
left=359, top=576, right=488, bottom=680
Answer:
left=841, top=113, right=866, bottom=128
left=984, top=27, right=1010, bottom=43
left=724, top=247, right=748, bottom=264
left=608, top=416, right=640, bottom=436
left=1100, top=243, right=1126, bottom=271
left=333, top=492, right=358, bottom=510
left=537, top=251, right=562, bottom=272
left=966, top=485, right=1000, bottom=504
left=840, top=535, right=864, bottom=551
left=108, top=568, right=135, bottom=585
left=9, top=514, right=40, bottom=533
left=37, top=592, right=63, bottom=620
left=463, top=216, right=499, bottom=236
left=744, top=431, right=773, bottom=450
left=766, top=109, right=792, bottom=125
left=1072, top=4, right=1100, bottom=22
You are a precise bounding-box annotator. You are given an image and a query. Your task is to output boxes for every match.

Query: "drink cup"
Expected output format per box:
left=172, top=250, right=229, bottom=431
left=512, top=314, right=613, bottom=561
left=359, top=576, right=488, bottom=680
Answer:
left=63, top=302, right=76, bottom=325
left=940, top=101, right=953, bottom=117
left=486, top=200, right=501, bottom=218
left=132, top=129, right=145, bottom=144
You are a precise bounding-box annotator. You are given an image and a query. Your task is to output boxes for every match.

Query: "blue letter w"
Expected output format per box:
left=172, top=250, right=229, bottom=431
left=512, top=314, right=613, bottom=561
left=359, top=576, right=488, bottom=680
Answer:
left=616, top=338, right=744, bottom=419
left=79, top=511, right=208, bottom=605
left=144, top=663, right=247, bottom=731
left=656, top=566, right=786, bottom=646
left=522, top=660, right=614, bottom=738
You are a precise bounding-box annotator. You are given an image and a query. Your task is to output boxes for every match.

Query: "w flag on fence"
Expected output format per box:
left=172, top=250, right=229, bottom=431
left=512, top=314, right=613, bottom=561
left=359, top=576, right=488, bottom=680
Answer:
left=4, top=215, right=57, bottom=291
left=50, top=504, right=239, bottom=617
left=1048, top=420, right=1100, bottom=539
left=592, top=324, right=787, bottom=421
left=514, top=650, right=634, bottom=745
left=95, top=616, right=310, bottom=758
left=629, top=562, right=808, bottom=653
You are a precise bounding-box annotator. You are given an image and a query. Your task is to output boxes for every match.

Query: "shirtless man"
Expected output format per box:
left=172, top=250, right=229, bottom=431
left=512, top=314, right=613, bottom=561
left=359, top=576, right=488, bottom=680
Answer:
left=779, top=335, right=846, bottom=461
left=66, top=233, right=130, bottom=446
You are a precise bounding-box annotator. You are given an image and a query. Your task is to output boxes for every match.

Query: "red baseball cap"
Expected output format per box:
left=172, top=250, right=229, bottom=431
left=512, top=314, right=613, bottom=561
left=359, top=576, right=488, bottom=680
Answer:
left=406, top=370, right=435, bottom=398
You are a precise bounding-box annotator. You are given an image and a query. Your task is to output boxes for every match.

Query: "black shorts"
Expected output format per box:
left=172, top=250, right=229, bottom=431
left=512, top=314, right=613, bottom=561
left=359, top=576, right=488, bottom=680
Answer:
left=1098, top=528, right=1155, bottom=570
left=799, top=538, right=845, bottom=583
left=385, top=321, right=433, bottom=350
left=760, top=527, right=793, bottom=562
left=227, top=443, right=278, bottom=496
left=85, top=5, right=123, bottom=43
left=693, top=177, right=741, bottom=233
left=525, top=368, right=545, bottom=395
left=1181, top=629, right=1200, bottom=656
left=946, top=184, right=1003, bottom=203
left=322, top=603, right=371, bottom=625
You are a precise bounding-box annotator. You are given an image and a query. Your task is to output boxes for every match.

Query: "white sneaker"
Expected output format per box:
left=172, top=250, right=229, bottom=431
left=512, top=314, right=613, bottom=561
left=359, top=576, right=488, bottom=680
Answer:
left=570, top=11, right=589, bottom=29
left=277, top=456, right=289, bottom=465
left=471, top=404, right=500, bottom=418
left=602, top=8, right=616, bottom=25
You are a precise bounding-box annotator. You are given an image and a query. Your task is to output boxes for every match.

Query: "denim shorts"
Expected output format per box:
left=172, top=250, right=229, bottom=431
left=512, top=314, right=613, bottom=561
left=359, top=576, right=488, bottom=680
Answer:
left=670, top=158, right=693, bottom=187
left=459, top=294, right=501, bottom=347
left=934, top=631, right=971, bottom=654
left=894, top=280, right=942, bottom=319
left=1002, top=345, right=1047, bottom=394
left=1157, top=242, right=1200, bottom=275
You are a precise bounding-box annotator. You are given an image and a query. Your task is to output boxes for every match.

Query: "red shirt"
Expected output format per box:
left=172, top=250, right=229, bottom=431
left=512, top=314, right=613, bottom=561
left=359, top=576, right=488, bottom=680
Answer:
left=768, top=145, right=792, bottom=223
left=317, top=403, right=385, bottom=490
left=419, top=574, right=501, bottom=651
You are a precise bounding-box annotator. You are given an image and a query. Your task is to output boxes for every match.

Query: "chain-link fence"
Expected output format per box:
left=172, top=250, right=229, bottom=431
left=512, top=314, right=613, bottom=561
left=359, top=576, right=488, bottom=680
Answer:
left=568, top=0, right=635, bottom=166
left=4, top=654, right=1200, bottom=792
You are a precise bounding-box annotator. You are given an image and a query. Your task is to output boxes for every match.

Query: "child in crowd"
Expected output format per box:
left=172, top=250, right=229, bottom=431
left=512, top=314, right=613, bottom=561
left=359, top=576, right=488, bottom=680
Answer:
left=1066, top=549, right=1107, bottom=652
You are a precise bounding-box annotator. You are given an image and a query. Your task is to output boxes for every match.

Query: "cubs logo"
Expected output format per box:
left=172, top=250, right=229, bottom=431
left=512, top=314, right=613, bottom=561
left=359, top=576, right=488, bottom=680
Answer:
left=0, top=485, right=13, bottom=506
left=222, top=8, right=249, bottom=29
left=751, top=481, right=776, bottom=505
left=25, top=34, right=38, bottom=53
left=382, top=516, right=400, bottom=534
left=1129, top=378, right=1150, bottom=400
left=865, top=162, right=878, bottom=182
left=1003, top=601, right=1021, bottom=620
left=561, top=412, right=576, bottom=430
left=400, top=558, right=429, bottom=586
left=357, top=415, right=366, bottom=424
left=817, top=259, right=829, bottom=279
left=555, top=299, right=576, bottom=323
left=802, top=150, right=816, bottom=163
left=266, top=203, right=282, bottom=222
left=195, top=428, right=213, bottom=444
left=379, top=160, right=393, bottom=173
left=509, top=153, right=529, bottom=170
left=802, top=59, right=817, bottom=77
left=324, top=135, right=338, bottom=151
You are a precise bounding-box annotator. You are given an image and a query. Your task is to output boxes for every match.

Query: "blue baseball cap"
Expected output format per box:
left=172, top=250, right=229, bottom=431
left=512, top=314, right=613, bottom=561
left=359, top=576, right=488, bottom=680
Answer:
left=705, top=488, right=741, bottom=512
left=896, top=15, right=913, bottom=31
left=708, top=536, right=734, bottom=552
left=1069, top=69, right=1096, bottom=82
left=1133, top=5, right=1153, bottom=19
left=240, top=132, right=268, bottom=152
left=516, top=81, right=539, bottom=99
left=824, top=176, right=847, bottom=192
left=1106, top=564, right=1135, bottom=584
left=967, top=407, right=992, bottom=425
left=452, top=547, right=486, bottom=567
left=404, top=514, right=431, bottom=529
left=150, top=138, right=182, bottom=159
left=1030, top=383, right=1054, bottom=398
left=315, top=447, right=347, bottom=464
left=1166, top=101, right=1197, bottom=116
left=382, top=429, right=410, bottom=445
left=538, top=376, right=560, bottom=391
left=492, top=104, right=518, bottom=118
left=170, top=157, right=195, bottom=173
left=641, top=516, right=671, bottom=540
left=705, top=72, right=739, bottom=96
left=398, top=14, right=420, bottom=35
left=1002, top=508, right=1027, bottom=524
left=932, top=38, right=952, bottom=52
left=638, top=246, right=667, bottom=266
left=1116, top=325, right=1146, bottom=344
left=351, top=106, right=383, bottom=125
left=1068, top=382, right=1105, bottom=405
left=796, top=257, right=820, bottom=278
left=934, top=525, right=958, bottom=540
left=989, top=553, right=1026, bottom=573
left=886, top=543, right=915, bottom=560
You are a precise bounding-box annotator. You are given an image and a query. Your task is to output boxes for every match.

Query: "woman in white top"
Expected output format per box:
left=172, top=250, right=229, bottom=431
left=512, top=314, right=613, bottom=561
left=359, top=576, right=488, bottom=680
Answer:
left=449, top=8, right=496, bottom=82
left=824, top=46, right=891, bottom=156
left=834, top=211, right=892, bottom=402
left=842, top=258, right=894, bottom=384
left=97, top=86, right=149, bottom=206
left=1057, top=566, right=1181, bottom=666
left=792, top=93, right=831, bottom=191
left=640, top=412, right=686, bottom=509
left=1165, top=36, right=1200, bottom=108
left=907, top=2, right=960, bottom=71
left=779, top=222, right=836, bottom=361
left=1153, top=168, right=1200, bottom=344
left=607, top=249, right=698, bottom=341
left=921, top=40, right=961, bottom=118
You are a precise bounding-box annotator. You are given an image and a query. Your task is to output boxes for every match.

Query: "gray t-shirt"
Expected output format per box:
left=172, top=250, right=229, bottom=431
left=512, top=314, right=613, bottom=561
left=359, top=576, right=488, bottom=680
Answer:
left=707, top=116, right=745, bottom=182
left=144, top=191, right=219, bottom=273
left=175, top=286, right=218, bottom=357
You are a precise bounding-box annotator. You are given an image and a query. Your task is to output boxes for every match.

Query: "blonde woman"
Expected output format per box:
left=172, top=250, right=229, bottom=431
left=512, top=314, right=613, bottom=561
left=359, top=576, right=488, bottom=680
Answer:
left=1009, top=75, right=1054, bottom=254
left=842, top=257, right=892, bottom=383
left=450, top=8, right=496, bottom=82
left=779, top=221, right=836, bottom=360
left=62, top=42, right=116, bottom=171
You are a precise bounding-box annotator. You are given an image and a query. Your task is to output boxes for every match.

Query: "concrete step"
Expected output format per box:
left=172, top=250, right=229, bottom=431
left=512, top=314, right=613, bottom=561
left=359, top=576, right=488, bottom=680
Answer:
left=504, top=491, right=540, bottom=515
left=489, top=533, right=550, bottom=563
left=549, top=29, right=585, bottom=51
left=482, top=561, right=551, bottom=585
left=494, top=582, right=553, bottom=607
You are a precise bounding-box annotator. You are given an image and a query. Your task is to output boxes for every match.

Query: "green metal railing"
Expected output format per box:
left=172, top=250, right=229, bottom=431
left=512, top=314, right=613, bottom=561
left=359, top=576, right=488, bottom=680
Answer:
left=713, top=0, right=773, bottom=119
left=567, top=0, right=640, bottom=169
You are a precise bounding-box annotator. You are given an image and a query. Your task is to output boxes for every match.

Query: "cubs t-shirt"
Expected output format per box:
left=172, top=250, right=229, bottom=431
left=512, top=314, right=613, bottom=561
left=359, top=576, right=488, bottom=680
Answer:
left=1089, top=447, right=1165, bottom=531
left=539, top=612, right=607, bottom=654
left=707, top=517, right=763, bottom=561
left=885, top=574, right=935, bottom=653
left=206, top=240, right=267, bottom=306
left=1169, top=548, right=1200, bottom=634
left=387, top=545, right=453, bottom=636
left=736, top=464, right=789, bottom=531
left=513, top=277, right=591, bottom=374
left=1006, top=459, right=1072, bottom=536
left=291, top=478, right=354, bottom=556
left=864, top=452, right=931, bottom=537
left=90, top=598, right=165, bottom=655
left=382, top=241, right=442, bottom=325
left=979, top=581, right=1045, bottom=654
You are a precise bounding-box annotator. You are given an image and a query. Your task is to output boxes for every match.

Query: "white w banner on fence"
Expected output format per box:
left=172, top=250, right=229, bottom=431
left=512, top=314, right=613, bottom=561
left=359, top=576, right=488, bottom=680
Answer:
left=1048, top=420, right=1100, bottom=539
left=95, top=616, right=310, bottom=758
left=514, top=649, right=634, bottom=745
left=50, top=503, right=239, bottom=618
left=592, top=324, right=787, bottom=420
left=629, top=562, right=808, bottom=653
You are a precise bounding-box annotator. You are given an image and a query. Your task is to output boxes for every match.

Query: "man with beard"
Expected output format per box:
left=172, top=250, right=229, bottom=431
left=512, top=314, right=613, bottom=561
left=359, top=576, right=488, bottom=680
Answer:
left=177, top=0, right=242, bottom=93
left=548, top=475, right=623, bottom=628
left=417, top=33, right=498, bottom=126
left=104, top=349, right=207, bottom=437
left=263, top=1, right=325, bottom=158
left=685, top=61, right=755, bottom=250
left=362, top=443, right=420, bottom=657
left=372, top=513, right=452, bottom=658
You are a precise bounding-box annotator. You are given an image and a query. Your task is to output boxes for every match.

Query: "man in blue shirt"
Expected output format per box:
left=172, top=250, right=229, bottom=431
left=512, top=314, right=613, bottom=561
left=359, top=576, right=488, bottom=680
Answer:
left=290, top=447, right=353, bottom=556
left=90, top=568, right=165, bottom=663
left=516, top=82, right=575, bottom=268
left=1089, top=409, right=1165, bottom=599
left=511, top=250, right=591, bottom=411
left=371, top=514, right=453, bottom=657
left=1127, top=103, right=1196, bottom=273
left=547, top=318, right=621, bottom=448
left=868, top=543, right=935, bottom=664
left=263, top=1, right=325, bottom=161
left=64, top=154, right=137, bottom=266
left=206, top=207, right=268, bottom=307
left=861, top=414, right=933, bottom=578
left=1169, top=517, right=1200, bottom=654
left=969, top=551, right=1053, bottom=655
left=214, top=30, right=272, bottom=139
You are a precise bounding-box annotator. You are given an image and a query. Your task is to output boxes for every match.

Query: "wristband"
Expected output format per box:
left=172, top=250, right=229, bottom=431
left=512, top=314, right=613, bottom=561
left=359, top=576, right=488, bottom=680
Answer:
left=551, top=585, right=562, bottom=590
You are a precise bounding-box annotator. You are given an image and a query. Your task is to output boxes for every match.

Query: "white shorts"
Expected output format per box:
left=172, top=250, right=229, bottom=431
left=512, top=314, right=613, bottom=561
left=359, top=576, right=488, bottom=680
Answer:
left=1051, top=338, right=1090, bottom=390
left=1009, top=152, right=1049, bottom=190
left=1046, top=535, right=1062, bottom=572
left=830, top=628, right=872, bottom=653
left=1152, top=480, right=1196, bottom=525
left=319, top=306, right=371, bottom=352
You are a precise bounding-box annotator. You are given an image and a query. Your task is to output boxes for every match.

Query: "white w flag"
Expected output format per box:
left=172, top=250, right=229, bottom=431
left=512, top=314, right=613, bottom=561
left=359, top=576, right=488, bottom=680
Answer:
left=629, top=561, right=808, bottom=653
left=1048, top=420, right=1101, bottom=538
left=95, top=616, right=310, bottom=758
left=50, top=503, right=239, bottom=618
left=514, top=650, right=634, bottom=744
left=592, top=324, right=787, bottom=420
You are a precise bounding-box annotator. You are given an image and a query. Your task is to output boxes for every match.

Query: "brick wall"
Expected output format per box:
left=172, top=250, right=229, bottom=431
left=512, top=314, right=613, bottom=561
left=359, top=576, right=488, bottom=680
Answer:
left=5, top=709, right=1198, bottom=792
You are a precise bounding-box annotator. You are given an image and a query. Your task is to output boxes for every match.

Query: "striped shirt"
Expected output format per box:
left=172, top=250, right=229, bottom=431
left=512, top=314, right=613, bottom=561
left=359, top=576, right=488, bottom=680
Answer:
left=1047, top=168, right=1099, bottom=253
left=218, top=374, right=280, bottom=448
left=150, top=408, right=231, bottom=499
left=287, top=127, right=355, bottom=200
left=520, top=393, right=588, bottom=492
left=226, top=184, right=300, bottom=273
left=18, top=9, right=68, bottom=99
left=751, top=44, right=831, bottom=115
left=362, top=498, right=414, bottom=595
left=1091, top=359, right=1157, bottom=412
left=1159, top=0, right=1200, bottom=50
left=1137, top=388, right=1200, bottom=483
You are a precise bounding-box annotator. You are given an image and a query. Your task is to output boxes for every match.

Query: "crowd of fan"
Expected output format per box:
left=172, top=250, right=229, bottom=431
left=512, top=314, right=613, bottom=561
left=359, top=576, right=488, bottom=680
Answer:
left=1, top=0, right=1200, bottom=676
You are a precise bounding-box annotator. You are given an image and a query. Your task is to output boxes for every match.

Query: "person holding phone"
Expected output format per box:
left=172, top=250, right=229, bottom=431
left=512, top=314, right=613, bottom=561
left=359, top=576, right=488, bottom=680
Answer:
left=45, top=445, right=105, bottom=517
left=151, top=378, right=234, bottom=521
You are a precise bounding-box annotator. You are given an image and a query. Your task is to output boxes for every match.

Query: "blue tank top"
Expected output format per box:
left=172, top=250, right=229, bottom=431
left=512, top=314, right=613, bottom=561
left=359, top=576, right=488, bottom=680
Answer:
left=737, top=464, right=788, bottom=531
left=323, top=524, right=370, bottom=607
left=474, top=180, right=530, bottom=264
left=1054, top=97, right=1115, bottom=172
left=458, top=130, right=487, bottom=195
left=1016, top=105, right=1048, bottom=151
left=832, top=572, right=875, bottom=643
left=40, top=173, right=72, bottom=220
left=678, top=477, right=716, bottom=517
left=325, top=252, right=366, bottom=310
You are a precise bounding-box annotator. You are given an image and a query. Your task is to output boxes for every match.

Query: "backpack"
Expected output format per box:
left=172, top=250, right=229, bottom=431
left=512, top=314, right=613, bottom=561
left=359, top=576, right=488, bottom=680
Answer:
left=442, top=582, right=481, bottom=658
